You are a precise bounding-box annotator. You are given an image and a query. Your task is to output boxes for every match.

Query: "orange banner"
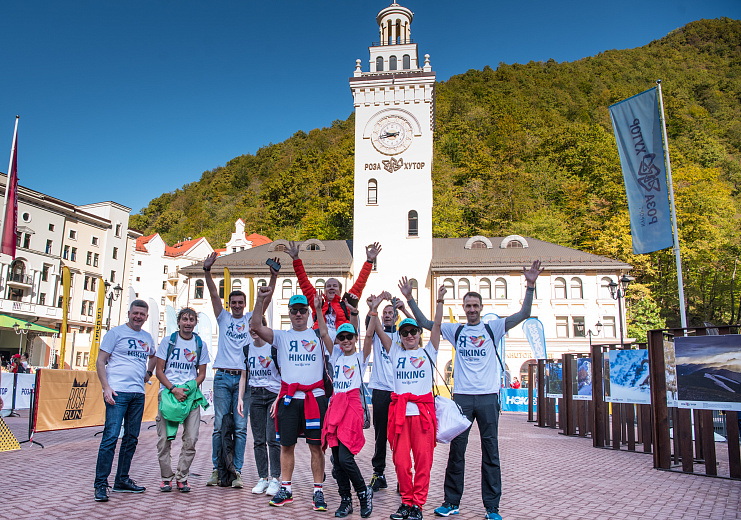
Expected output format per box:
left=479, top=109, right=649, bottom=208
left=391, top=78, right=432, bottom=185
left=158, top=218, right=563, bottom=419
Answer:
left=34, top=369, right=159, bottom=433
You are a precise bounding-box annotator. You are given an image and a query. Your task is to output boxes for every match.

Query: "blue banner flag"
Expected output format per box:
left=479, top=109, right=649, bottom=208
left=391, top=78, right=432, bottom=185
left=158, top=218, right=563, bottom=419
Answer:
left=523, top=318, right=546, bottom=360
left=609, top=87, right=674, bottom=254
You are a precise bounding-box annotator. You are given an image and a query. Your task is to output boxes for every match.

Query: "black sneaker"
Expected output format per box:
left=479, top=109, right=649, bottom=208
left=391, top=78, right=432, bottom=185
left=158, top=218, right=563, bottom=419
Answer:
left=269, top=487, right=294, bottom=507
left=358, top=486, right=373, bottom=518
left=370, top=473, right=388, bottom=492
left=335, top=495, right=353, bottom=518
left=313, top=489, right=328, bottom=511
left=112, top=478, right=145, bottom=493
left=409, top=505, right=423, bottom=520
left=390, top=503, right=413, bottom=520
left=94, top=485, right=109, bottom=502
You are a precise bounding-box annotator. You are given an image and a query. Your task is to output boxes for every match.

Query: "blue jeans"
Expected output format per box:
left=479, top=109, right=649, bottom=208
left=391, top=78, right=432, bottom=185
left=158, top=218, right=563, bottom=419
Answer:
left=94, top=391, right=145, bottom=488
left=212, top=370, right=249, bottom=472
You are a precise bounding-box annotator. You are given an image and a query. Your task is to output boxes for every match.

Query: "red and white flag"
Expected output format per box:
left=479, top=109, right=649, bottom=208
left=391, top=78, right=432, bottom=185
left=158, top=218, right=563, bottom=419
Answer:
left=1, top=117, right=19, bottom=259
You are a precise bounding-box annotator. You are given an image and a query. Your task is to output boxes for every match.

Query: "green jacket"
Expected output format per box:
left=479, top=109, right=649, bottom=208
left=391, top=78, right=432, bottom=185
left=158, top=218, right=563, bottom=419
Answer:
left=159, top=379, right=209, bottom=440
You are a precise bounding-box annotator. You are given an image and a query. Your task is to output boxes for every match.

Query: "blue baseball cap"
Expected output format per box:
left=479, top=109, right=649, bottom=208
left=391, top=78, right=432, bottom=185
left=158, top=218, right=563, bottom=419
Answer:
left=288, top=294, right=308, bottom=307
left=398, top=318, right=419, bottom=331
left=336, top=323, right=357, bottom=336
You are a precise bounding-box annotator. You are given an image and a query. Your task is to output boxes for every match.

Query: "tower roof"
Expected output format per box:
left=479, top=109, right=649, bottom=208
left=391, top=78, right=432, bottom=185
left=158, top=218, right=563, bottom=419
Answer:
left=377, top=2, right=413, bottom=26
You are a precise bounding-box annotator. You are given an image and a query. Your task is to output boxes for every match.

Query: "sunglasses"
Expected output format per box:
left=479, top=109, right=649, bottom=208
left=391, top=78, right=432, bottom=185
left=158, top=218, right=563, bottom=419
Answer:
left=336, top=333, right=355, bottom=342
left=399, top=327, right=420, bottom=337
left=289, top=307, right=309, bottom=315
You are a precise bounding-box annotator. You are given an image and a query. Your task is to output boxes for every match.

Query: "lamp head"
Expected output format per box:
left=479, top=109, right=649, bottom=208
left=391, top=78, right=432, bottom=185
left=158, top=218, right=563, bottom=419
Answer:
left=596, top=321, right=603, bottom=335
left=113, top=284, right=123, bottom=298
left=608, top=279, right=618, bottom=299
left=620, top=274, right=634, bottom=292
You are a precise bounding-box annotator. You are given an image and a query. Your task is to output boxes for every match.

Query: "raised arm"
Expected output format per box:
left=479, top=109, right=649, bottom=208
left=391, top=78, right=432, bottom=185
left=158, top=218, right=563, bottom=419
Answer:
left=429, top=285, right=446, bottom=351
left=203, top=252, right=223, bottom=318
left=504, top=260, right=542, bottom=331
left=367, top=294, right=392, bottom=352
left=348, top=242, right=382, bottom=298
left=343, top=296, right=360, bottom=336
left=289, top=241, right=317, bottom=302
left=250, top=285, right=274, bottom=344
left=314, top=294, right=334, bottom=355
left=262, top=257, right=281, bottom=309
left=398, top=276, right=434, bottom=330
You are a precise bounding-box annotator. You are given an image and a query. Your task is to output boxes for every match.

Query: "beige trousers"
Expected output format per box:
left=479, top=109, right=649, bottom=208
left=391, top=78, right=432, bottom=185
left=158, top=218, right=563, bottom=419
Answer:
left=156, top=394, right=201, bottom=482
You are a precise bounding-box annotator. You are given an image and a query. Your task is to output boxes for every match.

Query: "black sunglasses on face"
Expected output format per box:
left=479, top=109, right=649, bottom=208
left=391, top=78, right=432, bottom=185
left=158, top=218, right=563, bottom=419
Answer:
left=337, top=333, right=355, bottom=342
left=289, top=307, right=309, bottom=315
left=399, top=327, right=420, bottom=337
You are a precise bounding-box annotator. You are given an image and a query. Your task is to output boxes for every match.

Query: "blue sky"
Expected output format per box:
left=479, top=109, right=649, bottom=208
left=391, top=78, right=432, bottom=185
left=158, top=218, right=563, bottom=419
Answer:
left=2, top=0, right=739, bottom=215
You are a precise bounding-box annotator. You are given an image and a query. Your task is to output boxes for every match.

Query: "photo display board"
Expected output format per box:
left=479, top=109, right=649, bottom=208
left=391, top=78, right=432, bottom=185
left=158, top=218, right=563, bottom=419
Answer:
left=546, top=361, right=563, bottom=398
left=676, top=334, right=741, bottom=411
left=572, top=357, right=592, bottom=400
left=605, top=349, right=651, bottom=405
left=664, top=339, right=678, bottom=407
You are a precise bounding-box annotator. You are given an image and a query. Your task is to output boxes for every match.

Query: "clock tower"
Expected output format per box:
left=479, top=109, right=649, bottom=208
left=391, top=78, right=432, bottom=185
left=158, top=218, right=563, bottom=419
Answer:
left=351, top=2, right=435, bottom=316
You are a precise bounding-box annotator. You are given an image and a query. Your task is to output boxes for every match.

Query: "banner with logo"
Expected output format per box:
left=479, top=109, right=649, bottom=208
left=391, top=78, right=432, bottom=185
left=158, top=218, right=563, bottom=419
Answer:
left=87, top=279, right=106, bottom=371
left=523, top=318, right=547, bottom=359
left=609, top=87, right=673, bottom=254
left=34, top=369, right=159, bottom=432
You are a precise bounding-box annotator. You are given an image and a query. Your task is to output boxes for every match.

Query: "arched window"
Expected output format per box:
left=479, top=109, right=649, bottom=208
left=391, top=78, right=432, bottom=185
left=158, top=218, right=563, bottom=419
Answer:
left=554, top=277, right=567, bottom=299
left=506, top=240, right=523, bottom=248
left=232, top=279, right=241, bottom=291
left=408, top=210, right=418, bottom=237
left=315, top=279, right=325, bottom=296
left=480, top=278, right=491, bottom=299
left=307, top=243, right=320, bottom=251
left=495, top=278, right=508, bottom=299
left=600, top=277, right=613, bottom=299
left=273, top=243, right=287, bottom=252
left=403, top=54, right=410, bottom=69
left=10, top=260, right=25, bottom=281
left=443, top=278, right=455, bottom=300
left=376, top=56, right=384, bottom=72
left=194, top=280, right=204, bottom=299
left=444, top=360, right=453, bottom=385
left=257, top=279, right=267, bottom=288
left=282, top=280, right=293, bottom=300
left=458, top=278, right=470, bottom=297
left=570, top=277, right=583, bottom=299
left=368, top=179, right=378, bottom=204
left=471, top=240, right=487, bottom=249
left=520, top=359, right=537, bottom=388
left=219, top=280, right=225, bottom=299
left=389, top=56, right=397, bottom=70
left=410, top=278, right=418, bottom=301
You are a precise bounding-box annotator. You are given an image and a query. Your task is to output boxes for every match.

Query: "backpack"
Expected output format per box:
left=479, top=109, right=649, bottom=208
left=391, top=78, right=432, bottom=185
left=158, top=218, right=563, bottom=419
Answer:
left=166, top=332, right=204, bottom=371
left=454, top=323, right=505, bottom=373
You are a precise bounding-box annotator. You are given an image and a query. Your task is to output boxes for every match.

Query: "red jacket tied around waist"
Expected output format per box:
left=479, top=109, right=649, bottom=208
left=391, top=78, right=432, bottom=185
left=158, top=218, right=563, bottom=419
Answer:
left=388, top=392, right=437, bottom=450
left=322, top=390, right=365, bottom=454
left=276, top=379, right=324, bottom=435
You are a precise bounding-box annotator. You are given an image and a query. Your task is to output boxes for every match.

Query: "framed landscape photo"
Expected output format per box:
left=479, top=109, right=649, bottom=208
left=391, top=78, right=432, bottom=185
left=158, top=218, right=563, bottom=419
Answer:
left=605, top=349, right=651, bottom=405
left=675, top=335, right=741, bottom=411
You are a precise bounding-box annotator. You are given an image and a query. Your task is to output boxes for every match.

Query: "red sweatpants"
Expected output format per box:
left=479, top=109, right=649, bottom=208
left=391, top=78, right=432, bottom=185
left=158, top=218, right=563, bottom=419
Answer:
left=391, top=415, right=436, bottom=507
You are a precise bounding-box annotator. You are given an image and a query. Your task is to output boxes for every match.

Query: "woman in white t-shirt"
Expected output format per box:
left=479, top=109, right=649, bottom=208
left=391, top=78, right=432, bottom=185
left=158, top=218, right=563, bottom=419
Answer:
left=237, top=321, right=282, bottom=496
left=316, top=295, right=373, bottom=519
left=367, top=282, right=446, bottom=520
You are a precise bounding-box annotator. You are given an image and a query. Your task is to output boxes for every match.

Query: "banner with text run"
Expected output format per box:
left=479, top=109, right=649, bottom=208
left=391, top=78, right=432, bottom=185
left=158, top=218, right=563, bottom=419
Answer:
left=609, top=87, right=673, bottom=254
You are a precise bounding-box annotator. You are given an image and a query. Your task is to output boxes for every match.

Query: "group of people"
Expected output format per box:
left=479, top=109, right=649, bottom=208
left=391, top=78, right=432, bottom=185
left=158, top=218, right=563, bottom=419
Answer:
left=2, top=353, right=29, bottom=373
left=92, top=239, right=542, bottom=520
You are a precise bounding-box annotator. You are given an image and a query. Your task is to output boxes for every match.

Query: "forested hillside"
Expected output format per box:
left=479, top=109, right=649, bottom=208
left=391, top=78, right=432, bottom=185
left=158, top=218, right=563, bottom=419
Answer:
left=130, top=18, right=741, bottom=328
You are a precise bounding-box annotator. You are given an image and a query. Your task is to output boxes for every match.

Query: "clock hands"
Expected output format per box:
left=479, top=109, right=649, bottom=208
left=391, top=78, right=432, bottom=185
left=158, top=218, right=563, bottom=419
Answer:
left=380, top=131, right=399, bottom=139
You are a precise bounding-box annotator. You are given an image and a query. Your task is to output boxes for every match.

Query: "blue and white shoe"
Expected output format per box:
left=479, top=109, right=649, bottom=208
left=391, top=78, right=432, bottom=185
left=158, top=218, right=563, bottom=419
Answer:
left=433, top=502, right=459, bottom=517
left=484, top=508, right=502, bottom=520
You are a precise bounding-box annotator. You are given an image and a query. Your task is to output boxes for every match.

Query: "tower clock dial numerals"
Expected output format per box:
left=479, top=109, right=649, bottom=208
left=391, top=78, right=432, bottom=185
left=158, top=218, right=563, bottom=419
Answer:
left=371, top=115, right=413, bottom=155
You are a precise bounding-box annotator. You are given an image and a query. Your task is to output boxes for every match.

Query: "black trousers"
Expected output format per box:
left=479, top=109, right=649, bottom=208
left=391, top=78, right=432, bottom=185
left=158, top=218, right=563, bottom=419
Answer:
left=371, top=389, right=392, bottom=474
left=443, top=393, right=501, bottom=510
left=331, top=442, right=366, bottom=496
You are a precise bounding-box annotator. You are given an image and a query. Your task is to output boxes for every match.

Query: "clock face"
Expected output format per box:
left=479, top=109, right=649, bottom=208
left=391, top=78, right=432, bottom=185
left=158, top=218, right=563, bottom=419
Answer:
left=371, top=115, right=413, bottom=155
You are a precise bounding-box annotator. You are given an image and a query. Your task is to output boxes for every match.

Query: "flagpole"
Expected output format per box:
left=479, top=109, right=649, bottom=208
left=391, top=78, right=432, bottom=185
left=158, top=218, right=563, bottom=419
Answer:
left=1, top=116, right=19, bottom=251
left=656, top=80, right=687, bottom=328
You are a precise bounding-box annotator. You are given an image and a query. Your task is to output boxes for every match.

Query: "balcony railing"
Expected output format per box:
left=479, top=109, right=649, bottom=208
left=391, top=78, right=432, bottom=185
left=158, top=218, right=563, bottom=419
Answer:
left=371, top=39, right=414, bottom=46
left=7, top=273, right=33, bottom=285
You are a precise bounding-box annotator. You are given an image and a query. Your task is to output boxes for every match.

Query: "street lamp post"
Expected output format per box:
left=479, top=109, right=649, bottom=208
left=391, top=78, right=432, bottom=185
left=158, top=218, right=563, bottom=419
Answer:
left=586, top=321, right=603, bottom=350
left=13, top=322, right=31, bottom=355
left=608, top=274, right=633, bottom=348
left=104, top=282, right=123, bottom=330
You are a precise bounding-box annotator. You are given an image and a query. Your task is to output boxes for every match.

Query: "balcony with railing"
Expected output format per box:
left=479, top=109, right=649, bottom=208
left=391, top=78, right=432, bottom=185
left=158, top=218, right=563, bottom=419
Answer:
left=7, top=272, right=33, bottom=287
left=0, top=298, right=63, bottom=319
left=167, top=268, right=180, bottom=281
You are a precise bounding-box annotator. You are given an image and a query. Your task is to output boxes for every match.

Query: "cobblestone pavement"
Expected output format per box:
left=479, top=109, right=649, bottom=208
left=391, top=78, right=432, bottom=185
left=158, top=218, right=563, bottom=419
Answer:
left=1, top=410, right=739, bottom=520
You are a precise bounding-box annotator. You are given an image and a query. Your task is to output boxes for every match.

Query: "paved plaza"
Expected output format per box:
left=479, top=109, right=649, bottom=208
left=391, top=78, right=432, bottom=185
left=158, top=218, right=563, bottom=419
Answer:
left=1, top=410, right=739, bottom=520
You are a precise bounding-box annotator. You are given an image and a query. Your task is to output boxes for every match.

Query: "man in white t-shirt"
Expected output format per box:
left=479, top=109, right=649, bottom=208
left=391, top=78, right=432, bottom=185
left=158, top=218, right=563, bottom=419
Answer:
left=154, top=307, right=210, bottom=492
left=202, top=251, right=278, bottom=488
left=251, top=286, right=329, bottom=512
left=94, top=299, right=156, bottom=503
left=404, top=262, right=542, bottom=520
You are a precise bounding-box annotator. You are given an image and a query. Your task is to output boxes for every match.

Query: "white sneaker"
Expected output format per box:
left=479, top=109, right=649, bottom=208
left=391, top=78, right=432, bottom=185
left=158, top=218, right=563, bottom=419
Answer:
left=265, top=478, right=281, bottom=496
left=252, top=478, right=270, bottom=494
